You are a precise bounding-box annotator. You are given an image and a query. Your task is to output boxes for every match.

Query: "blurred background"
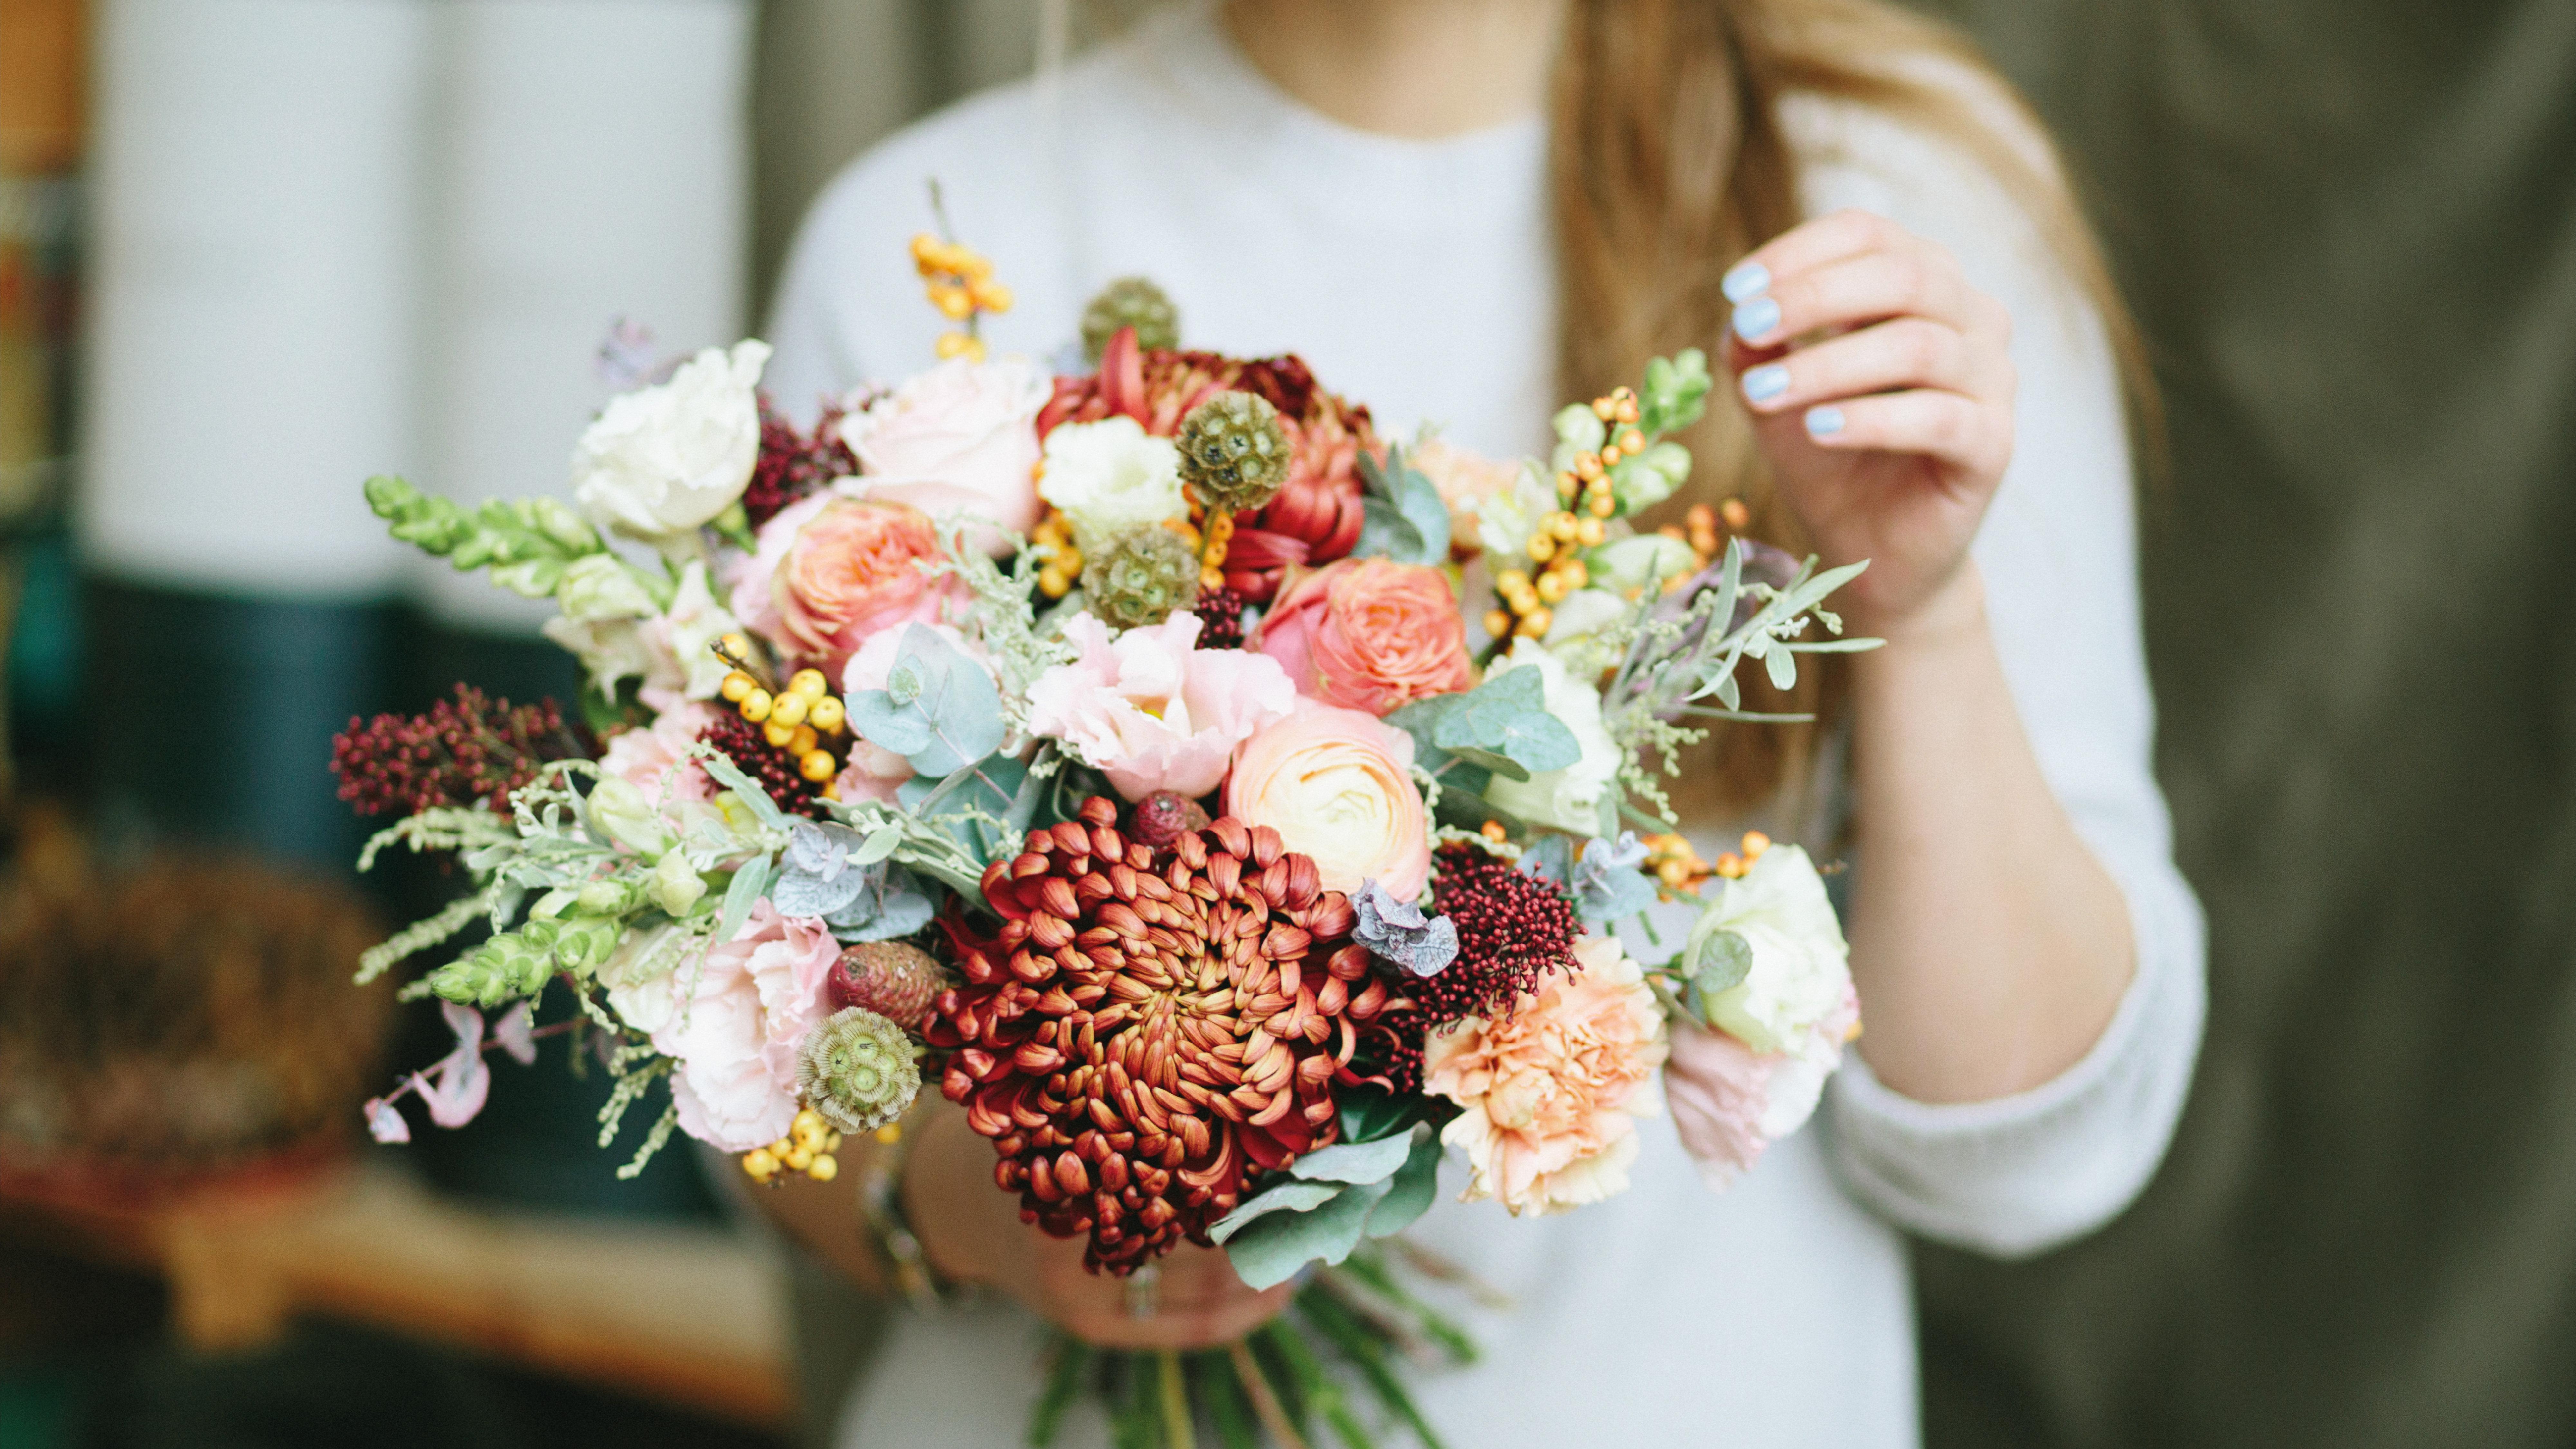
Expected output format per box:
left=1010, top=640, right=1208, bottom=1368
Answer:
left=0, top=1, right=2564, bottom=1447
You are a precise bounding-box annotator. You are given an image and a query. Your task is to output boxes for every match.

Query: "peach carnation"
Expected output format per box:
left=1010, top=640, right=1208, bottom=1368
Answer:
left=1424, top=933, right=1668, bottom=1216
left=1255, top=557, right=1474, bottom=714
left=1225, top=700, right=1431, bottom=901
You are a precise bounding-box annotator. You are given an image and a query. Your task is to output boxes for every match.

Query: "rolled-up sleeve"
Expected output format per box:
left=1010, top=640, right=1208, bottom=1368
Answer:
left=1794, top=89, right=2209, bottom=1258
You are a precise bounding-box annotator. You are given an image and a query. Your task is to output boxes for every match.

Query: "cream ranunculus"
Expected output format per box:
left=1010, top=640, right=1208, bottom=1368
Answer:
left=573, top=339, right=770, bottom=538
left=1036, top=416, right=1187, bottom=559
left=1686, top=845, right=1852, bottom=1054
left=1478, top=637, right=1620, bottom=837
left=1224, top=699, right=1431, bottom=900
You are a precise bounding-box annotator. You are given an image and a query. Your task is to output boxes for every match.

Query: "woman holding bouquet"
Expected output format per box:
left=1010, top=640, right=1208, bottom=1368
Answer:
left=756, top=0, right=2205, bottom=1444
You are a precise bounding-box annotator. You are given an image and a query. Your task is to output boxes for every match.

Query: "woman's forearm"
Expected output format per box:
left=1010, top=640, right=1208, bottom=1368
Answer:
left=1844, top=564, right=2133, bottom=1103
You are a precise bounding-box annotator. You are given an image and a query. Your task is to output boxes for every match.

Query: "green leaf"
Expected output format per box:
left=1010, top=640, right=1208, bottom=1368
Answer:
left=1222, top=1176, right=1396, bottom=1290
left=1286, top=1133, right=1416, bottom=1186
left=1208, top=1180, right=1347, bottom=1243
left=1382, top=694, right=1493, bottom=792
left=1335, top=1085, right=1429, bottom=1144
left=1351, top=443, right=1450, bottom=566
left=847, top=624, right=1006, bottom=777
left=1688, top=926, right=1754, bottom=995
left=713, top=852, right=774, bottom=945
left=1431, top=668, right=1580, bottom=776
left=1639, top=349, right=1713, bottom=435
left=1299, top=1292, right=1446, bottom=1449
left=1363, top=1133, right=1442, bottom=1239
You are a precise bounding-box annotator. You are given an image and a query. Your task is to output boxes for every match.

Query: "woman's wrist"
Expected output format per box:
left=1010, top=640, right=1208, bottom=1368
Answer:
left=1851, top=562, right=1990, bottom=660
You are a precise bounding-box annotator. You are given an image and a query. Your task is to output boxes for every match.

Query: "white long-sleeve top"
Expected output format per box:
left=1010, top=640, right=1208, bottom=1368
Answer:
left=766, top=7, right=2205, bottom=1444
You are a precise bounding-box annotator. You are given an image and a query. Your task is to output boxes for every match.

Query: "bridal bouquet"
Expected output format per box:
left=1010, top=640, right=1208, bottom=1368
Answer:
left=335, top=222, right=1871, bottom=1446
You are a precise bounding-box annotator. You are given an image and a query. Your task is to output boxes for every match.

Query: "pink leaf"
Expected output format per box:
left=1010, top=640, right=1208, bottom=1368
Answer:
left=364, top=1097, right=411, bottom=1144
left=493, top=1002, right=538, bottom=1066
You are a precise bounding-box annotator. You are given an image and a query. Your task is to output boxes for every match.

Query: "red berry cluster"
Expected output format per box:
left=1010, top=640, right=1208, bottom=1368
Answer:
left=1192, top=586, right=1247, bottom=649
left=332, top=686, right=595, bottom=817
left=743, top=392, right=859, bottom=529
left=1412, top=845, right=1580, bottom=1026
left=698, top=713, right=831, bottom=819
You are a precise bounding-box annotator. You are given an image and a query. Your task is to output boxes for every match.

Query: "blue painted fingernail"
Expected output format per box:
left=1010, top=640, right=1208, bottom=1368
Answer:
left=1722, top=261, right=1770, bottom=303
left=1731, top=296, right=1781, bottom=342
left=1741, top=364, right=1790, bottom=404
left=1804, top=405, right=1845, bottom=437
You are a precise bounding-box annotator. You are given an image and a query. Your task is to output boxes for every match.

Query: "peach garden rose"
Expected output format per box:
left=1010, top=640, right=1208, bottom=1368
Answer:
left=1224, top=699, right=1431, bottom=901
left=1254, top=557, right=1475, bottom=715
left=728, top=493, right=965, bottom=672
left=1424, top=933, right=1669, bottom=1216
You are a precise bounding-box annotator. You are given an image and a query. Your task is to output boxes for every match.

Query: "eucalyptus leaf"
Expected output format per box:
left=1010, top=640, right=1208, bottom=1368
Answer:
left=1208, top=1179, right=1349, bottom=1244
left=1363, top=1132, right=1443, bottom=1238
left=1286, top=1132, right=1418, bottom=1186
left=1351, top=444, right=1450, bottom=565
left=1221, top=1175, right=1396, bottom=1291
left=1431, top=668, right=1581, bottom=775
left=1688, top=926, right=1755, bottom=995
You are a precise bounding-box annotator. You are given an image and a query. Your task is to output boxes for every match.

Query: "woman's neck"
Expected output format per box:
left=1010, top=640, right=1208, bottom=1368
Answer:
left=1221, top=0, right=1565, bottom=139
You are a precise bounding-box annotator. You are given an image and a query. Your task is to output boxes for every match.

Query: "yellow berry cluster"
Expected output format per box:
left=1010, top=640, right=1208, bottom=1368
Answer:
left=1715, top=830, right=1771, bottom=879
left=910, top=232, right=1012, bottom=362
left=739, top=1107, right=843, bottom=1185
left=716, top=634, right=846, bottom=790
left=1642, top=832, right=1715, bottom=895
left=1029, top=508, right=1083, bottom=598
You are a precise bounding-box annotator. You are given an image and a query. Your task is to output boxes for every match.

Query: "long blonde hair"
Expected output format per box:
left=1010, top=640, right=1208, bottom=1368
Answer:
left=1552, top=0, right=2155, bottom=813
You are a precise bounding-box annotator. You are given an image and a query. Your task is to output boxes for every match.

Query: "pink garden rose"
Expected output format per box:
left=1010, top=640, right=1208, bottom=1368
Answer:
left=1425, top=933, right=1669, bottom=1216
left=1665, top=985, right=1857, bottom=1190
left=729, top=493, right=965, bottom=672
left=598, top=701, right=720, bottom=805
left=1256, top=557, right=1475, bottom=714
left=1224, top=700, right=1430, bottom=900
left=1025, top=611, right=1297, bottom=801
left=836, top=356, right=1049, bottom=546
left=647, top=900, right=839, bottom=1153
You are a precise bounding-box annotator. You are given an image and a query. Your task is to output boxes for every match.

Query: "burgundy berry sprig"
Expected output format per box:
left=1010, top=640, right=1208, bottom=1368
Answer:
left=333, top=685, right=596, bottom=818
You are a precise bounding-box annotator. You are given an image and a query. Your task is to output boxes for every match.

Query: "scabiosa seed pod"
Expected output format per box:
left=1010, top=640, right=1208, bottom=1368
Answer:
left=1083, top=525, right=1203, bottom=630
left=1080, top=277, right=1181, bottom=364
left=827, top=942, right=946, bottom=1034
left=926, top=797, right=1390, bottom=1274
left=797, top=1006, right=924, bottom=1134
left=1177, top=391, right=1292, bottom=516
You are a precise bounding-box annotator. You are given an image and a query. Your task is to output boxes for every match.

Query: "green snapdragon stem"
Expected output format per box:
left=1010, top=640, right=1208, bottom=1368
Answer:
left=1157, top=1350, right=1197, bottom=1449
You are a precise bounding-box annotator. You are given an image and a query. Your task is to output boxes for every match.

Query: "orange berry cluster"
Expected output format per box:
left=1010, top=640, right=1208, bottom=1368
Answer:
left=910, top=232, right=1012, bottom=362
left=740, top=1107, right=844, bottom=1185
left=1029, top=508, right=1082, bottom=598
left=1557, top=385, right=1646, bottom=521
left=1655, top=498, right=1755, bottom=590
left=1642, top=832, right=1715, bottom=895
left=715, top=634, right=847, bottom=794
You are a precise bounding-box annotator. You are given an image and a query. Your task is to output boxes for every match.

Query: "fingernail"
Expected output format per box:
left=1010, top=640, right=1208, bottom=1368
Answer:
left=1722, top=261, right=1771, bottom=304
left=1804, top=405, right=1845, bottom=437
left=1731, top=296, right=1781, bottom=342
left=1740, top=364, right=1790, bottom=404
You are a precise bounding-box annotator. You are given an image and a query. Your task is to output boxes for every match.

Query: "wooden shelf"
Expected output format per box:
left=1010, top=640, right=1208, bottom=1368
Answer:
left=2, top=1158, right=792, bottom=1428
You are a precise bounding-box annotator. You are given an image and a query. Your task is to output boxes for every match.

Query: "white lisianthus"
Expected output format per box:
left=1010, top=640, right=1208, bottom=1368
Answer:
left=1688, top=845, right=1852, bottom=1054
left=639, top=561, right=742, bottom=708
left=1036, top=416, right=1185, bottom=558
left=1587, top=533, right=1699, bottom=595
left=1479, top=637, right=1620, bottom=837
left=1474, top=459, right=1558, bottom=564
left=1541, top=587, right=1637, bottom=673
left=572, top=339, right=770, bottom=538
left=542, top=614, right=656, bottom=700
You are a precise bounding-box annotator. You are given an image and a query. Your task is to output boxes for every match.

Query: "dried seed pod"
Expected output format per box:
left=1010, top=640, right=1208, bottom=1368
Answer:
left=826, top=941, right=946, bottom=1033
left=796, top=1007, right=923, bottom=1134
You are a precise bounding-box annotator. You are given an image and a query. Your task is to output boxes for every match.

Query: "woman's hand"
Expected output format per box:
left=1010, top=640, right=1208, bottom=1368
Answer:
left=1722, top=209, right=2016, bottom=638
left=902, top=1101, right=1291, bottom=1350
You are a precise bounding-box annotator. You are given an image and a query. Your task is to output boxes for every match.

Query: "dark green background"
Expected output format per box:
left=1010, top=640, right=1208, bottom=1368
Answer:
left=1905, top=1, right=2574, bottom=1444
